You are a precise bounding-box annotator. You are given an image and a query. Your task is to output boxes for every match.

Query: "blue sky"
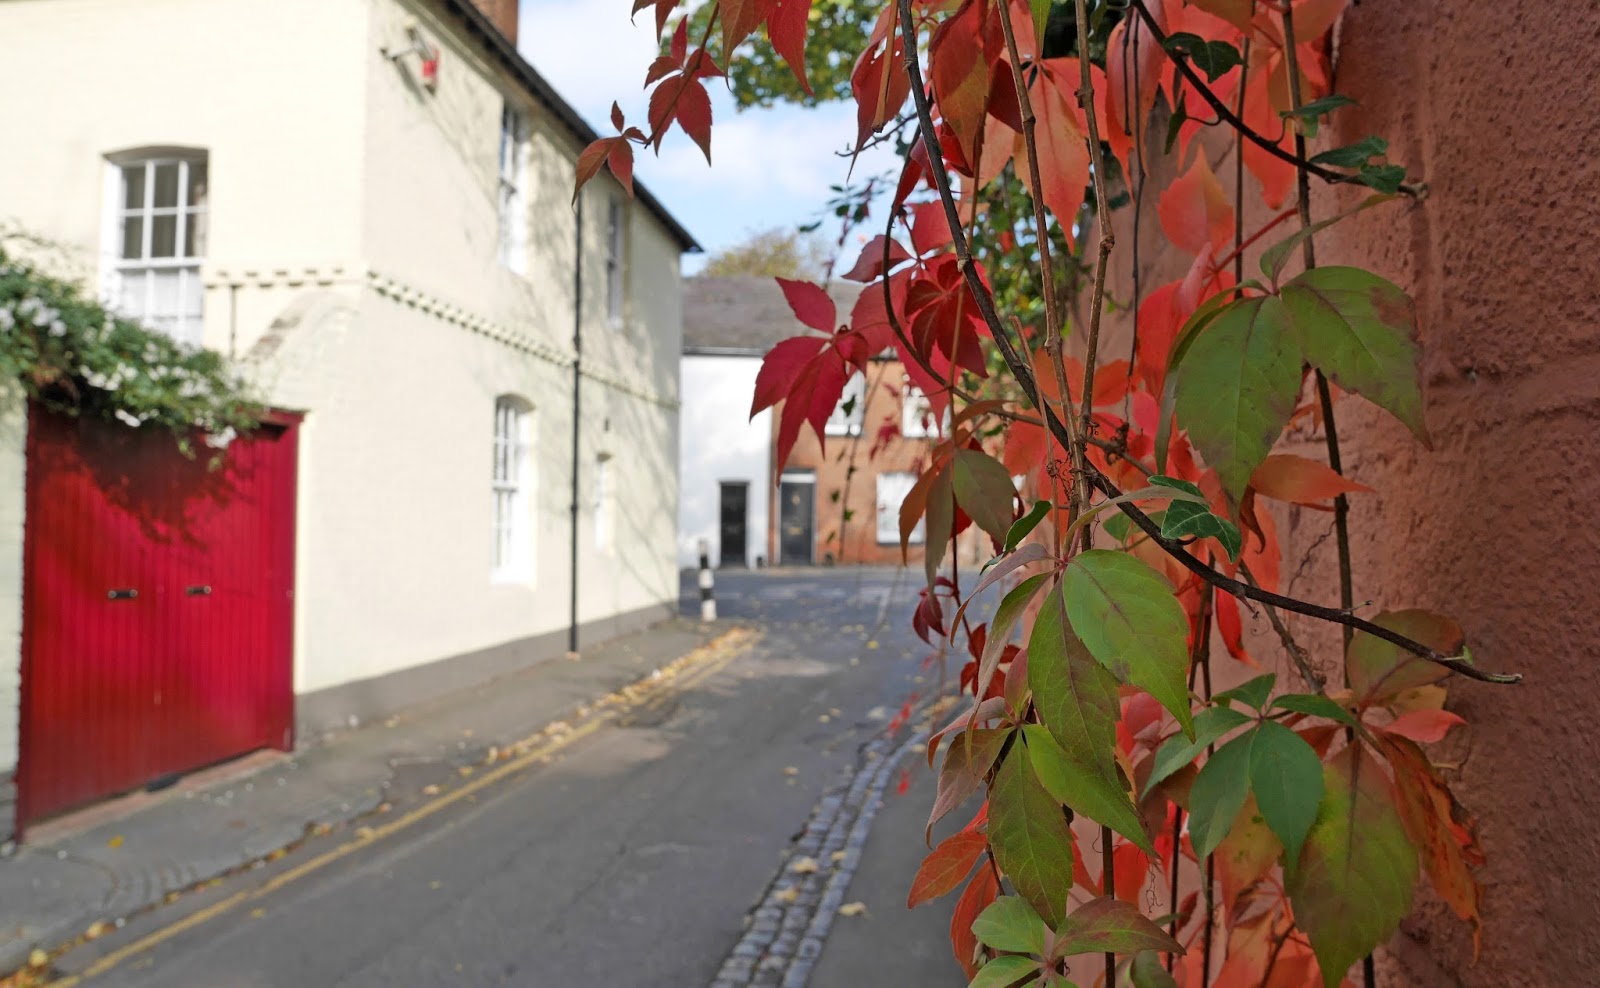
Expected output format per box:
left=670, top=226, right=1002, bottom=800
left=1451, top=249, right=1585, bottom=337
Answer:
left=517, top=0, right=899, bottom=272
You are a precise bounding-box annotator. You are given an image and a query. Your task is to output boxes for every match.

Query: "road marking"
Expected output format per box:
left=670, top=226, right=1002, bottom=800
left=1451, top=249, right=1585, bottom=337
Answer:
left=39, top=628, right=757, bottom=987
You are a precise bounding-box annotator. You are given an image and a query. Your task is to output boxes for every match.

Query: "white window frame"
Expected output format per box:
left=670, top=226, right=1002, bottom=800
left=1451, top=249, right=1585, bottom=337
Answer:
left=825, top=372, right=867, bottom=437
left=498, top=103, right=530, bottom=275
left=877, top=471, right=924, bottom=545
left=901, top=384, right=948, bottom=438
left=606, top=196, right=625, bottom=328
left=104, top=152, right=208, bottom=347
left=593, top=452, right=614, bottom=553
left=491, top=396, right=534, bottom=582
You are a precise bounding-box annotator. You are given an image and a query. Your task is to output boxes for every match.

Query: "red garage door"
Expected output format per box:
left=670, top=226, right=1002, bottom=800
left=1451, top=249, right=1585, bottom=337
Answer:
left=17, top=404, right=298, bottom=830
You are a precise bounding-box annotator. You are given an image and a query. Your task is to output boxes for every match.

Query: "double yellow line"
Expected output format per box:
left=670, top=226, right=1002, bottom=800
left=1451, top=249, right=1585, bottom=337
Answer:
left=39, top=627, right=757, bottom=987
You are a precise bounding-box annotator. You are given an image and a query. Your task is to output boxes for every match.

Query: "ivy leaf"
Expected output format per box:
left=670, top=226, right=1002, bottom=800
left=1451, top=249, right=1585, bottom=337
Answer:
left=1144, top=705, right=1253, bottom=796
left=1288, top=746, right=1417, bottom=988
left=954, top=448, right=1019, bottom=544
left=971, top=895, right=1049, bottom=955
left=1054, top=896, right=1184, bottom=958
left=908, top=830, right=989, bottom=908
left=1278, top=94, right=1356, bottom=138
left=1162, top=32, right=1242, bottom=82
left=1160, top=500, right=1243, bottom=562
left=1356, top=164, right=1408, bottom=194
left=1024, top=724, right=1154, bottom=857
left=1147, top=474, right=1204, bottom=498
left=1310, top=135, right=1389, bottom=169
left=1280, top=266, right=1430, bottom=447
left=1027, top=583, right=1129, bottom=822
left=1061, top=551, right=1195, bottom=739
left=1005, top=499, right=1052, bottom=552
left=1247, top=721, right=1324, bottom=865
left=975, top=573, right=1050, bottom=700
left=968, top=954, right=1042, bottom=988
left=989, top=748, right=1077, bottom=929
left=1272, top=693, right=1359, bottom=727
left=1214, top=672, right=1276, bottom=711
left=1131, top=950, right=1181, bottom=988
left=1346, top=609, right=1462, bottom=705
left=1187, top=730, right=1255, bottom=860
left=1169, top=296, right=1303, bottom=501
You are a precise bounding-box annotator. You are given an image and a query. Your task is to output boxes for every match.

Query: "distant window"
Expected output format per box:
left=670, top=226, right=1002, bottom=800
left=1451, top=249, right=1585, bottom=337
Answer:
left=108, top=153, right=207, bottom=346
left=498, top=103, right=530, bottom=274
left=825, top=373, right=867, bottom=436
left=606, top=196, right=624, bottom=326
left=901, top=385, right=945, bottom=438
left=877, top=471, right=923, bottom=545
left=492, top=396, right=533, bottom=581
left=593, top=453, right=614, bottom=552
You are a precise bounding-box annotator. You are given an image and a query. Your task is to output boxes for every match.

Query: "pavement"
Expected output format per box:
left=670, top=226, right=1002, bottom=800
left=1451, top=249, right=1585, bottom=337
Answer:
left=0, top=567, right=985, bottom=987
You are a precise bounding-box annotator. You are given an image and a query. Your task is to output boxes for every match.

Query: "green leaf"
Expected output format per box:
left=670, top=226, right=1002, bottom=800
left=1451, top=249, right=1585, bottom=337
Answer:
left=1280, top=266, right=1430, bottom=446
left=1144, top=705, right=1253, bottom=796
left=1356, top=163, right=1408, bottom=194
left=925, top=463, right=955, bottom=588
left=1345, top=609, right=1461, bottom=703
left=1162, top=32, right=1242, bottom=82
left=1279, top=94, right=1355, bottom=137
left=1271, top=693, right=1359, bottom=726
left=976, top=574, right=1051, bottom=700
left=1029, top=0, right=1054, bottom=52
left=989, top=747, right=1077, bottom=929
left=1131, top=950, right=1181, bottom=988
left=1024, top=725, right=1153, bottom=856
left=1005, top=499, right=1052, bottom=552
left=1147, top=474, right=1204, bottom=498
left=1259, top=194, right=1392, bottom=285
left=1169, top=295, right=1303, bottom=502
left=1288, top=746, right=1417, bottom=988
left=1310, top=135, right=1388, bottom=169
left=1247, top=720, right=1324, bottom=864
left=954, top=448, right=1019, bottom=544
left=972, top=895, right=1049, bottom=955
left=969, top=954, right=1041, bottom=988
left=1159, top=500, right=1243, bottom=562
left=1054, top=896, right=1185, bottom=958
left=1061, top=551, right=1194, bottom=739
left=1186, top=730, right=1255, bottom=860
left=1214, top=672, right=1277, bottom=711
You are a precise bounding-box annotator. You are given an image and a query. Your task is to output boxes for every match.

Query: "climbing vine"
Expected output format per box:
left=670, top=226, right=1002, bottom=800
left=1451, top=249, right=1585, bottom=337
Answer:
left=0, top=241, right=259, bottom=452
left=583, top=1, right=1521, bottom=985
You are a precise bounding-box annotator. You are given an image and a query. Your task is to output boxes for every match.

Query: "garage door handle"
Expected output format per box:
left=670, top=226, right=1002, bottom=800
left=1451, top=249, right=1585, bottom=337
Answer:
left=186, top=585, right=212, bottom=596
left=107, top=588, right=138, bottom=600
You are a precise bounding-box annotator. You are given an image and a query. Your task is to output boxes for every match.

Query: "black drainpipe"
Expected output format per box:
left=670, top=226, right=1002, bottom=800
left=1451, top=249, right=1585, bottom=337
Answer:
left=567, top=193, right=583, bottom=656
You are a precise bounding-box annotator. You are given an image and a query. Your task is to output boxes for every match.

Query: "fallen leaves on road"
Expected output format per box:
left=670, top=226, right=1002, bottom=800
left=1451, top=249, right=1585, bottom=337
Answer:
left=789, top=856, right=819, bottom=874
left=774, top=886, right=800, bottom=904
left=838, top=902, right=869, bottom=917
left=106, top=835, right=123, bottom=849
left=783, top=766, right=799, bottom=776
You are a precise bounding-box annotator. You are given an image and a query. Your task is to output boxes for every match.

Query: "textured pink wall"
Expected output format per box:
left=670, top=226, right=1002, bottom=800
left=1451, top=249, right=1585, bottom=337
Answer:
left=1298, top=1, right=1600, bottom=981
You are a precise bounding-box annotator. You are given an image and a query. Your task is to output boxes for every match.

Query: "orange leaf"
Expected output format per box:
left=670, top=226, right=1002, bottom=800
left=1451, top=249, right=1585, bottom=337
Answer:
left=1383, top=736, right=1483, bottom=951
left=908, top=830, right=988, bottom=907
left=1158, top=152, right=1235, bottom=255
left=766, top=0, right=815, bottom=95
left=1104, top=10, right=1167, bottom=174
left=1381, top=709, right=1465, bottom=745
left=929, top=0, right=990, bottom=167
left=950, top=865, right=1000, bottom=979
left=1248, top=453, right=1374, bottom=506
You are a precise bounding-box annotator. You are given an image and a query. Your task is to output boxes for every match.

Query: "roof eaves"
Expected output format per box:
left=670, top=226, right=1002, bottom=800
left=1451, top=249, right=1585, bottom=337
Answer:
left=436, top=0, right=703, bottom=253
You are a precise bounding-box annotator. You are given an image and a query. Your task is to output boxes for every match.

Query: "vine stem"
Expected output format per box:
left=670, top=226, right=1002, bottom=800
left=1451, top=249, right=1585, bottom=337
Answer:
left=1125, top=0, right=1424, bottom=198
left=1279, top=8, right=1369, bottom=983
left=892, top=0, right=1519, bottom=689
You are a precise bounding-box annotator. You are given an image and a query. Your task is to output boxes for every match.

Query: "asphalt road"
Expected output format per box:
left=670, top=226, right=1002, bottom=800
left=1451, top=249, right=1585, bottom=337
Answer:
left=55, top=568, right=970, bottom=988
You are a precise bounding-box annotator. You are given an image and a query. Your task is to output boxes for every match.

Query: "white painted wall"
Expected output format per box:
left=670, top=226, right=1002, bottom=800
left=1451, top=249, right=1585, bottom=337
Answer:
left=678, top=354, right=770, bottom=568
left=0, top=400, right=22, bottom=780
left=0, top=0, right=688, bottom=740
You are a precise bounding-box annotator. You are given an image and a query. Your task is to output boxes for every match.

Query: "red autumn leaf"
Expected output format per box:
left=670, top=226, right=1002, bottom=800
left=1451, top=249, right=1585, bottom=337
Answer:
left=632, top=0, right=682, bottom=39
left=848, top=271, right=909, bottom=354
left=1113, top=842, right=1149, bottom=904
left=766, top=0, right=815, bottom=94
left=751, top=335, right=827, bottom=417
left=1214, top=590, right=1259, bottom=666
left=1382, top=709, right=1466, bottom=745
left=678, top=77, right=714, bottom=162
left=776, top=278, right=838, bottom=334
left=1104, top=9, right=1167, bottom=175
left=719, top=0, right=774, bottom=59
left=1133, top=281, right=1183, bottom=394
left=574, top=137, right=627, bottom=200
left=1158, top=152, right=1236, bottom=255
left=670, top=15, right=688, bottom=64
left=841, top=235, right=913, bottom=283
left=1014, top=60, right=1091, bottom=231
left=851, top=10, right=911, bottom=158
left=929, top=0, right=991, bottom=167
left=1002, top=417, right=1049, bottom=482
left=774, top=347, right=849, bottom=468
left=1382, top=736, right=1483, bottom=947
left=606, top=141, right=635, bottom=196
left=950, top=865, right=1000, bottom=979
left=908, top=830, right=989, bottom=908
left=1249, top=453, right=1374, bottom=506
left=910, top=200, right=954, bottom=257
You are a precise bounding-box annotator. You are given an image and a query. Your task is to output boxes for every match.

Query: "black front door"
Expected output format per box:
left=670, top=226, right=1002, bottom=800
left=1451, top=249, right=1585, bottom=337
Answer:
left=718, top=482, right=748, bottom=567
left=778, top=476, right=815, bottom=565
